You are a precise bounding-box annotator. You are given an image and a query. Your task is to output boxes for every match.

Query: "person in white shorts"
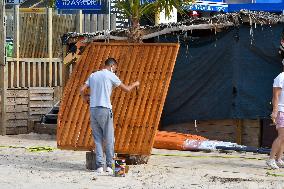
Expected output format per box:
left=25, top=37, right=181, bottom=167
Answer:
left=267, top=60, right=284, bottom=169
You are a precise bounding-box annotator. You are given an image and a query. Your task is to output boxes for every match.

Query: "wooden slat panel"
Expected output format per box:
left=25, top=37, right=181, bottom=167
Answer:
left=90, top=14, right=97, bottom=32
left=38, top=61, right=42, bottom=87
left=21, top=61, right=26, bottom=87
left=43, top=62, right=47, bottom=86
left=32, top=62, right=36, bottom=87
left=54, top=62, right=57, bottom=86
left=57, top=43, right=180, bottom=155
left=59, top=61, right=62, bottom=86
left=97, top=14, right=104, bottom=31
left=16, top=60, right=20, bottom=87
left=103, top=14, right=109, bottom=30
left=57, top=45, right=92, bottom=142
left=84, top=14, right=90, bottom=33
left=27, top=61, right=30, bottom=87
left=10, top=61, right=14, bottom=88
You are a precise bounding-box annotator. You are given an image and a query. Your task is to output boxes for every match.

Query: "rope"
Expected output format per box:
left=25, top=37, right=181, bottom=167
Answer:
left=0, top=145, right=56, bottom=152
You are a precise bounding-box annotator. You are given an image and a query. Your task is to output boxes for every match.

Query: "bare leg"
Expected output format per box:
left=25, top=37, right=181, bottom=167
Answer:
left=270, top=137, right=281, bottom=159
left=275, top=128, right=284, bottom=160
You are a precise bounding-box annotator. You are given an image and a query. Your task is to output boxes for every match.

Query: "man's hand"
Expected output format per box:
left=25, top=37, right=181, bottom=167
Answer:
left=82, top=94, right=90, bottom=104
left=80, top=84, right=90, bottom=104
left=133, top=81, right=140, bottom=88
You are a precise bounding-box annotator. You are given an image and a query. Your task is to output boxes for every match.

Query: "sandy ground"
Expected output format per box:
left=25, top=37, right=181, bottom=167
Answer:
left=0, top=133, right=284, bottom=189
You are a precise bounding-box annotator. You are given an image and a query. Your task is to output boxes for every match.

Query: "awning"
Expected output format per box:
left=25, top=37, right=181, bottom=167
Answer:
left=184, top=0, right=284, bottom=12
left=228, top=3, right=284, bottom=12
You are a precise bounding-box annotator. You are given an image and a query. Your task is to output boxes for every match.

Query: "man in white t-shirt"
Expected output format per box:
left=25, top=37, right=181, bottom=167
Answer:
left=80, top=58, right=140, bottom=173
left=267, top=63, right=284, bottom=169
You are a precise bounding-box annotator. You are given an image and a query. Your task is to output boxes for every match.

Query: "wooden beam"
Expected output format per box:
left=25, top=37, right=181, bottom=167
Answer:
left=13, top=5, right=20, bottom=87
left=236, top=119, right=243, bottom=145
left=61, top=45, right=68, bottom=89
left=19, top=8, right=45, bottom=13
left=13, top=5, right=20, bottom=59
left=47, top=8, right=53, bottom=87
left=7, top=58, right=61, bottom=62
left=0, top=0, right=7, bottom=135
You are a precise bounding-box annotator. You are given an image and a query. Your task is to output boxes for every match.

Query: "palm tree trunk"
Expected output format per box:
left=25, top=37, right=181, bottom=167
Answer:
left=129, top=18, right=142, bottom=43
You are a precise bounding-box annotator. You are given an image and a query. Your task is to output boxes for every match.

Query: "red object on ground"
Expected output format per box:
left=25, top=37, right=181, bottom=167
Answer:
left=154, top=131, right=207, bottom=151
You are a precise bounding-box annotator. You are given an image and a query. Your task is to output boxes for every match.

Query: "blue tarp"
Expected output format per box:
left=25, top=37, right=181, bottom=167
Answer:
left=228, top=3, right=284, bottom=12
left=160, top=25, right=283, bottom=125
left=185, top=0, right=284, bottom=12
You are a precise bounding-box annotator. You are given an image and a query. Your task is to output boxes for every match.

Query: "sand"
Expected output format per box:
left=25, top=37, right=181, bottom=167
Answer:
left=0, top=133, right=284, bottom=189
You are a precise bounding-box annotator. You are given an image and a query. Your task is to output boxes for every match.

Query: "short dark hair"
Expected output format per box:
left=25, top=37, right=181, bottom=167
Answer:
left=105, top=58, right=117, bottom=66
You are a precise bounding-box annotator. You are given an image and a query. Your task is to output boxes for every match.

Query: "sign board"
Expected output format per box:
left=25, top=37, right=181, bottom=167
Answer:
left=56, top=0, right=107, bottom=10
left=5, top=0, right=23, bottom=4
left=185, top=1, right=229, bottom=12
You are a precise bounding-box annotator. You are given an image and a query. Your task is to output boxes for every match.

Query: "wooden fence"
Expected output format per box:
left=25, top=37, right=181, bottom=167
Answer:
left=7, top=58, right=63, bottom=88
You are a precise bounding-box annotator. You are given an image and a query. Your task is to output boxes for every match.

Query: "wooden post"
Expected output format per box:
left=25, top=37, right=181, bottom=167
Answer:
left=236, top=119, right=243, bottom=144
left=0, top=0, right=7, bottom=135
left=61, top=45, right=68, bottom=89
left=47, top=8, right=53, bottom=87
left=13, top=5, right=20, bottom=87
left=76, top=10, right=83, bottom=33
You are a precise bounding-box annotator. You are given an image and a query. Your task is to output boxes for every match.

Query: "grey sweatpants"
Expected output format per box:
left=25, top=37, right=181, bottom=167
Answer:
left=90, top=107, right=114, bottom=168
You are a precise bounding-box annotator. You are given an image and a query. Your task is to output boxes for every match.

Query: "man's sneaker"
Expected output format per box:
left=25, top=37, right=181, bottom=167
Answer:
left=106, top=167, right=113, bottom=174
left=266, top=159, right=279, bottom=169
left=96, top=167, right=104, bottom=173
left=276, top=159, right=284, bottom=168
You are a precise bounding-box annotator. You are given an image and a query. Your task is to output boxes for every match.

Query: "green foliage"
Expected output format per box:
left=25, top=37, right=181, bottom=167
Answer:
left=49, top=0, right=55, bottom=8
left=116, top=0, right=194, bottom=22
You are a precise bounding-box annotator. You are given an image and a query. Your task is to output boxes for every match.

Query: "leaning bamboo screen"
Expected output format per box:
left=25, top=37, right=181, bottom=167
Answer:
left=57, top=43, right=180, bottom=155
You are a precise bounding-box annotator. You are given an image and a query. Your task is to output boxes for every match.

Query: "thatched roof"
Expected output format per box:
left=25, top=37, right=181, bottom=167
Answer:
left=62, top=10, right=283, bottom=44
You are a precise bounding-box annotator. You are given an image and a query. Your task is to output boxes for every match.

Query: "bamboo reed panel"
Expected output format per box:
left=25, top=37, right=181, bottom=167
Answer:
left=57, top=43, right=180, bottom=155
left=19, top=13, right=75, bottom=58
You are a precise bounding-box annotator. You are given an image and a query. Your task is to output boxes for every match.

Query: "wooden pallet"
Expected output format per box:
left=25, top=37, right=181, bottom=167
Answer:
left=5, top=89, right=29, bottom=134
left=0, top=87, right=56, bottom=135
left=57, top=42, right=180, bottom=155
left=29, top=87, right=54, bottom=121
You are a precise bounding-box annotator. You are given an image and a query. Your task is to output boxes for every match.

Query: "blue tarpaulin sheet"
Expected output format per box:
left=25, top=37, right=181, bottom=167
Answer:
left=228, top=3, right=284, bottom=12
left=160, top=25, right=283, bottom=125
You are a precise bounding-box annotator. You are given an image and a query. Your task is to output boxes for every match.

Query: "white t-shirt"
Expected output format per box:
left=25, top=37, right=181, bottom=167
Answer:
left=273, top=72, right=284, bottom=112
left=85, top=69, right=121, bottom=109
